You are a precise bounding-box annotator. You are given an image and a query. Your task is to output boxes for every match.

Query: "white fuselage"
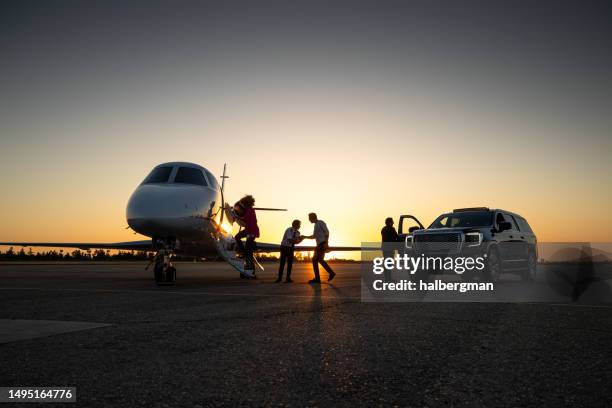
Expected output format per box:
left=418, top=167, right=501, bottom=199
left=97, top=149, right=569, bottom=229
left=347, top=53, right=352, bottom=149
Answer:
left=126, top=162, right=225, bottom=257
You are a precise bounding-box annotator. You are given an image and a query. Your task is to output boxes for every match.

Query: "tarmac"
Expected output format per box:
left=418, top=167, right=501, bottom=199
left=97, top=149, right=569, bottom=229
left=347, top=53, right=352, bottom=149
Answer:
left=0, top=262, right=611, bottom=407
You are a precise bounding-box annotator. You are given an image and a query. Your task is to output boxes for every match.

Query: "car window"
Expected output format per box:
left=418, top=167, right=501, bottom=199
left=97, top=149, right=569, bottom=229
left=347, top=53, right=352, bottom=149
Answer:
left=495, top=213, right=505, bottom=224
left=505, top=214, right=519, bottom=231
left=516, top=217, right=534, bottom=234
left=429, top=212, right=492, bottom=229
left=174, top=167, right=208, bottom=186
left=142, top=166, right=172, bottom=184
left=437, top=216, right=448, bottom=227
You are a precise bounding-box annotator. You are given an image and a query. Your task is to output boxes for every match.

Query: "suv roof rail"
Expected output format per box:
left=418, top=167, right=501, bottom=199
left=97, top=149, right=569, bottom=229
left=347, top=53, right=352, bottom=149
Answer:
left=453, top=207, right=490, bottom=212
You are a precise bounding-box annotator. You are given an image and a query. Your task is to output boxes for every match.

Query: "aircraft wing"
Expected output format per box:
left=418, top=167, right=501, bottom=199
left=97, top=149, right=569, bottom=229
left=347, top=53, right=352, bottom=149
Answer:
left=255, top=242, right=373, bottom=252
left=0, top=240, right=152, bottom=251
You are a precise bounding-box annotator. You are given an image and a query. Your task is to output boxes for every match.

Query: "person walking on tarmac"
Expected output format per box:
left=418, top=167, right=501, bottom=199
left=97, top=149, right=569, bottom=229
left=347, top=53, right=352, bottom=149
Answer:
left=303, top=212, right=335, bottom=283
left=234, top=195, right=260, bottom=274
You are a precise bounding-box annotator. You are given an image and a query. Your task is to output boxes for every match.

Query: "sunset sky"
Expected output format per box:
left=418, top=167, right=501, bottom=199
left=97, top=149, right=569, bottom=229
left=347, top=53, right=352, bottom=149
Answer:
left=1, top=1, right=611, bottom=250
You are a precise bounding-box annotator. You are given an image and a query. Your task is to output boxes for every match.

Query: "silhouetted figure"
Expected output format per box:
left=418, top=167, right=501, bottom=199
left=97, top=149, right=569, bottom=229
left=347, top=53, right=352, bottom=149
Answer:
left=207, top=201, right=216, bottom=219
left=381, top=217, right=399, bottom=242
left=303, top=213, right=335, bottom=283
left=277, top=219, right=303, bottom=283
left=234, top=195, right=260, bottom=273
left=381, top=217, right=399, bottom=281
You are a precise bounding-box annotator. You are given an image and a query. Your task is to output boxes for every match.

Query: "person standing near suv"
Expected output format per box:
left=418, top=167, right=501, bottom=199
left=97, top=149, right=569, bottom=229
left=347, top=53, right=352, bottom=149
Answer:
left=381, top=217, right=399, bottom=281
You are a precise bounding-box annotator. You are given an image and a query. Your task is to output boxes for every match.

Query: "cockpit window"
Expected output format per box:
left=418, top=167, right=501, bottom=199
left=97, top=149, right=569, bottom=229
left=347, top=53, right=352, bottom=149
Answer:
left=142, top=166, right=172, bottom=184
left=204, top=170, right=219, bottom=190
left=174, top=167, right=208, bottom=186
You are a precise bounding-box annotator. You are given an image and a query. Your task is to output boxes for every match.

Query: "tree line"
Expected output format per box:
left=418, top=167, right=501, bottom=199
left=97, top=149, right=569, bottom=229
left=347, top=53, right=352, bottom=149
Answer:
left=0, top=247, right=154, bottom=261
left=0, top=248, right=357, bottom=263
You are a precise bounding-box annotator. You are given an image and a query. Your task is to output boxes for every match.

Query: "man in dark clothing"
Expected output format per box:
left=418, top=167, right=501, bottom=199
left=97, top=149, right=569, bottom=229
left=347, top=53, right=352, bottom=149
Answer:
left=381, top=217, right=399, bottom=242
left=381, top=217, right=399, bottom=281
left=277, top=219, right=303, bottom=283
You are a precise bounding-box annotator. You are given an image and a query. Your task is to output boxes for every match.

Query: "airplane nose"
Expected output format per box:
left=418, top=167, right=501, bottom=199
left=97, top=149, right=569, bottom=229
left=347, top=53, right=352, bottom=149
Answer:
left=126, top=184, right=216, bottom=237
left=127, top=185, right=169, bottom=220
left=126, top=185, right=187, bottom=235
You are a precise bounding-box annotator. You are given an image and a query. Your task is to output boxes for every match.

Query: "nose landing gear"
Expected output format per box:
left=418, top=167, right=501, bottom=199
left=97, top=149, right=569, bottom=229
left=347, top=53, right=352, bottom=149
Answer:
left=152, top=252, right=176, bottom=285
left=147, top=238, right=178, bottom=285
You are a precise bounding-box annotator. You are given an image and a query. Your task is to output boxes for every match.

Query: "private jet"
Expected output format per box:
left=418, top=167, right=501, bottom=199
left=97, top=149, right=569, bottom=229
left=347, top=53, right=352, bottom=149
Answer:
left=0, top=162, right=360, bottom=284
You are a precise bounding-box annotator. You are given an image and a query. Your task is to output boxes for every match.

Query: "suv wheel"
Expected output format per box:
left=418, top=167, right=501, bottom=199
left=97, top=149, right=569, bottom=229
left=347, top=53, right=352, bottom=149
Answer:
left=483, top=248, right=502, bottom=283
left=522, top=251, right=537, bottom=282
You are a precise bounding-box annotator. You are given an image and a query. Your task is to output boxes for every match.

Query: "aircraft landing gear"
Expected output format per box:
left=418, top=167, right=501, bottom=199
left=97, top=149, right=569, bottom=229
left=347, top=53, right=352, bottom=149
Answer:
left=147, top=239, right=178, bottom=285
left=153, top=255, right=176, bottom=285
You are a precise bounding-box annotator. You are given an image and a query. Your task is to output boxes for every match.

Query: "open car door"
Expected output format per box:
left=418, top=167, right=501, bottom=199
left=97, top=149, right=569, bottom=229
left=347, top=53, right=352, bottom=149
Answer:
left=398, top=215, right=424, bottom=235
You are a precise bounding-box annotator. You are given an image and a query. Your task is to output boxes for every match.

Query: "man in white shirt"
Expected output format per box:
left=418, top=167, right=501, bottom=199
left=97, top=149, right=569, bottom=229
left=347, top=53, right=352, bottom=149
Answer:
left=303, top=212, right=336, bottom=283
left=277, top=219, right=303, bottom=283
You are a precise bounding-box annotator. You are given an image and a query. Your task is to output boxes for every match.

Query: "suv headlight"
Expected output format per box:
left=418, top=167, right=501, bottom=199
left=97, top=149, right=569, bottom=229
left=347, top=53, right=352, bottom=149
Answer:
left=465, top=232, right=482, bottom=247
left=405, top=235, right=413, bottom=249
